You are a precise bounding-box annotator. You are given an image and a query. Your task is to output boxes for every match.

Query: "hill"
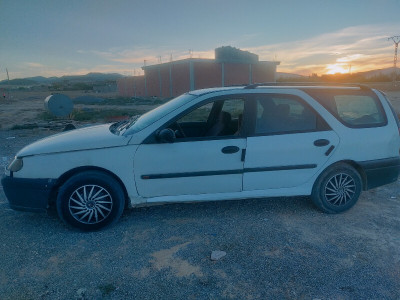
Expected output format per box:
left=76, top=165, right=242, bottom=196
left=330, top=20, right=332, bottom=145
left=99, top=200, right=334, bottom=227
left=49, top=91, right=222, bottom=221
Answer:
left=0, top=78, right=39, bottom=86
left=0, top=72, right=123, bottom=86
left=276, top=72, right=307, bottom=80
left=357, top=67, right=398, bottom=79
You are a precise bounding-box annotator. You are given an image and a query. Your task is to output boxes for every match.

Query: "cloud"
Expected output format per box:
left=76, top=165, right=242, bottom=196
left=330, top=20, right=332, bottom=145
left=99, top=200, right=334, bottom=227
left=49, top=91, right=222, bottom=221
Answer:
left=25, top=62, right=45, bottom=68
left=77, top=47, right=214, bottom=66
left=336, top=54, right=365, bottom=63
left=244, top=24, right=398, bottom=75
left=13, top=23, right=399, bottom=79
left=72, top=24, right=398, bottom=76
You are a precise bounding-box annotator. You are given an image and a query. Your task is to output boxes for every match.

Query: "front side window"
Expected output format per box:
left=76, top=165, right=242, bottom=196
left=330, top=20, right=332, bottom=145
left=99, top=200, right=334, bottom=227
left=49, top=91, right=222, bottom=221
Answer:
left=123, top=93, right=197, bottom=135
left=178, top=102, right=213, bottom=123
left=170, top=98, right=245, bottom=139
left=255, top=95, right=318, bottom=135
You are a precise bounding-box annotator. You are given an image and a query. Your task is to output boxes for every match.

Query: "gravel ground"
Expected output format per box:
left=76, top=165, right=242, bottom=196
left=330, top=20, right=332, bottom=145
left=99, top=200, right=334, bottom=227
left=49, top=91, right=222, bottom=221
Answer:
left=1, top=129, right=400, bottom=300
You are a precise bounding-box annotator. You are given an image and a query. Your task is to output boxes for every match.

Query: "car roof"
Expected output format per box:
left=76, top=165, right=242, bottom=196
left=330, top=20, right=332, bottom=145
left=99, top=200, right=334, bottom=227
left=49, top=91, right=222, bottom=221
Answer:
left=187, top=83, right=370, bottom=97
left=188, top=86, right=244, bottom=96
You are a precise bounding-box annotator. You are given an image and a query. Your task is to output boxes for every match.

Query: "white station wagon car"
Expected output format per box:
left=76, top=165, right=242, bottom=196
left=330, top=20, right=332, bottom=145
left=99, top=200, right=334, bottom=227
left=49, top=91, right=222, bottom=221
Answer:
left=2, top=84, right=400, bottom=230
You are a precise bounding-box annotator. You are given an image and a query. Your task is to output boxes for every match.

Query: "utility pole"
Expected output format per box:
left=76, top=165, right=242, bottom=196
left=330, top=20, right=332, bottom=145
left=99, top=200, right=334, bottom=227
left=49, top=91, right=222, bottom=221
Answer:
left=6, top=68, right=10, bottom=99
left=388, top=36, right=400, bottom=84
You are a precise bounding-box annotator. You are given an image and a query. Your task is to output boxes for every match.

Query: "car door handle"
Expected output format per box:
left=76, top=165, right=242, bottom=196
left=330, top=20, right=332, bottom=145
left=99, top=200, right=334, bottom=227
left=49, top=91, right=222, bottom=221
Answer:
left=314, top=139, right=330, bottom=147
left=221, top=146, right=240, bottom=154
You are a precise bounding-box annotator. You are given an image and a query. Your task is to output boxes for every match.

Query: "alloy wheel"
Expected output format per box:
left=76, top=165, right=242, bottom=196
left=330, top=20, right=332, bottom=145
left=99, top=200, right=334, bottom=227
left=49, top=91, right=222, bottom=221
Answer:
left=68, top=184, right=113, bottom=224
left=324, top=173, right=356, bottom=206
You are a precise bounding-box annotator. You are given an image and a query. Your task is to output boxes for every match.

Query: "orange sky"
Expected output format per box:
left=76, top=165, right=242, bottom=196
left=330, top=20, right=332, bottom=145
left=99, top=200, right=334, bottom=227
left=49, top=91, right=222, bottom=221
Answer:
left=1, top=1, right=398, bottom=79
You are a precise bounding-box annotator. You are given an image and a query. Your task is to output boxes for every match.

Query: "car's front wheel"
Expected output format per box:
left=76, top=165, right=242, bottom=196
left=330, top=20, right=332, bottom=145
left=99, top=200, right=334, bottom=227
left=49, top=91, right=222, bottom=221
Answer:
left=56, top=171, right=125, bottom=231
left=311, top=163, right=362, bottom=213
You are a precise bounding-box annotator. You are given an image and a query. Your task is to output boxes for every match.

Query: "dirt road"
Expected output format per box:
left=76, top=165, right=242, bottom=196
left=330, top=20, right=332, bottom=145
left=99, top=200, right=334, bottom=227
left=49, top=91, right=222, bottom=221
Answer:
left=0, top=131, right=399, bottom=299
left=0, top=87, right=399, bottom=299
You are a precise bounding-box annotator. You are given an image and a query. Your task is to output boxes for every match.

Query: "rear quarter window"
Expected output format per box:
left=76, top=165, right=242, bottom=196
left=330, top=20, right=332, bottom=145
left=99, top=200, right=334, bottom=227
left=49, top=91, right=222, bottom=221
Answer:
left=334, top=95, right=385, bottom=126
left=304, top=89, right=387, bottom=128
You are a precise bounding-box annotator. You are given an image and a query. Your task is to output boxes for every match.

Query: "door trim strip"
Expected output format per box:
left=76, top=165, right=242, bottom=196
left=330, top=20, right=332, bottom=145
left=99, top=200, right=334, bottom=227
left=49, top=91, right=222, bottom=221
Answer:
left=141, top=164, right=317, bottom=180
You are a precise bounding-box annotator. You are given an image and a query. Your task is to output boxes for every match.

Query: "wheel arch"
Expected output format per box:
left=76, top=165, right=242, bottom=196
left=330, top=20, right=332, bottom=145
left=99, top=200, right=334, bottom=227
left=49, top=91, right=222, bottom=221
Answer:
left=49, top=166, right=130, bottom=208
left=318, top=160, right=367, bottom=191
left=311, top=160, right=364, bottom=213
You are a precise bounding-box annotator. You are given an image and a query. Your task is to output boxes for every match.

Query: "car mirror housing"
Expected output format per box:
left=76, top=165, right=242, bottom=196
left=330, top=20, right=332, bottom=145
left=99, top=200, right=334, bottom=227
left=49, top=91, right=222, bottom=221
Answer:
left=157, top=128, right=176, bottom=143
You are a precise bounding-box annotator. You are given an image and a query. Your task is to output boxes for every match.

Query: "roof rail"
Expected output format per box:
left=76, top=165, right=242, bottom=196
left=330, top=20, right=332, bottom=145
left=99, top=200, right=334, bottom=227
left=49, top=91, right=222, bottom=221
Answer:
left=244, top=82, right=371, bottom=90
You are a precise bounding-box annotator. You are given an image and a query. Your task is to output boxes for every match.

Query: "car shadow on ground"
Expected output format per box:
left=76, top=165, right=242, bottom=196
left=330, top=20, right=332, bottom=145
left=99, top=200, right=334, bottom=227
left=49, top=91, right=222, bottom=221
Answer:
left=36, top=196, right=315, bottom=231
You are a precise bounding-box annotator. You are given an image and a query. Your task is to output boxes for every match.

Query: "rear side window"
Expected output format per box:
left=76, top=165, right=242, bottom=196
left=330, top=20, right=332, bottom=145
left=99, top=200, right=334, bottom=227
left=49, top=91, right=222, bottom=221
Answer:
left=334, top=95, right=385, bottom=126
left=375, top=90, right=400, bottom=129
left=304, top=89, right=387, bottom=128
left=254, top=94, right=325, bottom=135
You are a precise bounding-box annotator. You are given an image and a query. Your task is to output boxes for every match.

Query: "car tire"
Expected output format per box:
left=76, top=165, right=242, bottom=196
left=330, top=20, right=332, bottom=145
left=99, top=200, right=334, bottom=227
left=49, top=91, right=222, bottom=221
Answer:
left=56, top=171, right=125, bottom=231
left=311, top=163, right=362, bottom=213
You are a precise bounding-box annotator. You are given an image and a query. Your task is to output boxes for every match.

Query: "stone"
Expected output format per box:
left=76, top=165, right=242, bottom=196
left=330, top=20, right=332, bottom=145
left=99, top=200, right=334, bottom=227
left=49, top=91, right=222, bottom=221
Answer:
left=211, top=250, right=226, bottom=261
left=76, top=288, right=87, bottom=300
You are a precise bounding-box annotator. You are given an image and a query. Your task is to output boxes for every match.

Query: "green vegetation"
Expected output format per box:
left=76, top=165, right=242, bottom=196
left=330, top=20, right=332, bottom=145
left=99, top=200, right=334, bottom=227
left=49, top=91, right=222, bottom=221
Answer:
left=72, top=96, right=167, bottom=106
left=38, top=111, right=55, bottom=121
left=37, top=108, right=142, bottom=123
left=98, top=283, right=117, bottom=297
left=11, top=124, right=39, bottom=130
left=49, top=82, right=94, bottom=91
left=70, top=108, right=140, bottom=122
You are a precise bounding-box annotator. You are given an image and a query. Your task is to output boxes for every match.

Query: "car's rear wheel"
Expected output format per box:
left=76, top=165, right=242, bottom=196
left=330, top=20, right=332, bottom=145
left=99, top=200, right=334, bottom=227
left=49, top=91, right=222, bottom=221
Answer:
left=56, top=171, right=125, bottom=231
left=311, top=163, right=362, bottom=213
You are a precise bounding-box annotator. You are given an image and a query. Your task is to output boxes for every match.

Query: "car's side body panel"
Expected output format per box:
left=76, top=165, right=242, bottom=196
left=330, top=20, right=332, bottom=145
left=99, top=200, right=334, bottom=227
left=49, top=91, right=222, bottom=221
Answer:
left=12, top=145, right=140, bottom=202
left=134, top=138, right=246, bottom=197
left=244, top=131, right=340, bottom=190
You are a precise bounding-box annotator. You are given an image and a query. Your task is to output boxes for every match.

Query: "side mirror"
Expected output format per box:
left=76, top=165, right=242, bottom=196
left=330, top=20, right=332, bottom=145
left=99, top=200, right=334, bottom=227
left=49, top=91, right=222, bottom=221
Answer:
left=157, top=128, right=176, bottom=143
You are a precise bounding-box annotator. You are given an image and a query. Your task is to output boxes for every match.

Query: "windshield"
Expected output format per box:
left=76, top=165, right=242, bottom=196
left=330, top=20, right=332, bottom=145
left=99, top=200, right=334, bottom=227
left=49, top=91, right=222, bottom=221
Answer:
left=112, top=93, right=197, bottom=135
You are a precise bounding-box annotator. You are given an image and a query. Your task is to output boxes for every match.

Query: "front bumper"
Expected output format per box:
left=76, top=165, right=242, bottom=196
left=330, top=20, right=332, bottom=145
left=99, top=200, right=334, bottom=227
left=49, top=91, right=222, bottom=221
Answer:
left=1, top=175, right=56, bottom=212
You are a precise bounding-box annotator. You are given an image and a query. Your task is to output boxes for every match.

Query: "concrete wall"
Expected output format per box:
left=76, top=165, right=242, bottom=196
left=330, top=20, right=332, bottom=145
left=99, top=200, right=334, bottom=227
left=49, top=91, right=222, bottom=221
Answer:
left=224, top=63, right=250, bottom=86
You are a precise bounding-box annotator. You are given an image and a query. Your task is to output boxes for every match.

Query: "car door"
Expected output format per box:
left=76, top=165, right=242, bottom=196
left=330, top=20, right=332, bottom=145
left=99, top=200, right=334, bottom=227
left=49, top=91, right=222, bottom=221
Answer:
left=134, top=97, right=247, bottom=198
left=243, top=93, right=340, bottom=191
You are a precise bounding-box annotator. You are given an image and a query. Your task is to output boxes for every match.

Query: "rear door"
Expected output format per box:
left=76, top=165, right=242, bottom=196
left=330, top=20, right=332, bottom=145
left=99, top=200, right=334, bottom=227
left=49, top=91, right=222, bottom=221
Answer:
left=243, top=93, right=340, bottom=191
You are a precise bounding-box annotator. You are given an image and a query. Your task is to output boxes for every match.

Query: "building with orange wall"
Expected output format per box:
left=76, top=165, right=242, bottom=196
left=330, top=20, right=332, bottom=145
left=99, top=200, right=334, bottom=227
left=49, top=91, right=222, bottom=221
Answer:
left=117, top=47, right=279, bottom=98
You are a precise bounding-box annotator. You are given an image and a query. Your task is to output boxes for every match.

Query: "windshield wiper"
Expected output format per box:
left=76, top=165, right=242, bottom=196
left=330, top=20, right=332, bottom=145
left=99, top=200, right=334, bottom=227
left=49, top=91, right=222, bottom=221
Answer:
left=110, top=115, right=140, bottom=135
left=110, top=119, right=128, bottom=134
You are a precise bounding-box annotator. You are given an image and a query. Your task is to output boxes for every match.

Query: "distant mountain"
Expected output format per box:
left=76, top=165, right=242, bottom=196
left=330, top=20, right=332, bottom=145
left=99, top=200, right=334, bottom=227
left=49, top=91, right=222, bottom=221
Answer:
left=58, top=72, right=124, bottom=83
left=276, top=72, right=307, bottom=79
left=0, top=72, right=124, bottom=86
left=2, top=69, right=397, bottom=86
left=25, top=76, right=58, bottom=83
left=0, top=78, right=38, bottom=86
left=277, top=67, right=399, bottom=80
left=356, top=67, right=398, bottom=79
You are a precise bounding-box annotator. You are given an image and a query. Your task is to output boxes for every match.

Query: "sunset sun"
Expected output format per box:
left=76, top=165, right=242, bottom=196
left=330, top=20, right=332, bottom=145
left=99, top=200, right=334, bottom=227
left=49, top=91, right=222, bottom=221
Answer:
left=326, top=63, right=350, bottom=75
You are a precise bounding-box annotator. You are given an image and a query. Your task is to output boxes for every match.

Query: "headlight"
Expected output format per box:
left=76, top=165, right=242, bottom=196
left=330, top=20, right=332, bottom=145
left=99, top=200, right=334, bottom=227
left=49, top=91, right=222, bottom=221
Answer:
left=7, top=157, right=23, bottom=172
